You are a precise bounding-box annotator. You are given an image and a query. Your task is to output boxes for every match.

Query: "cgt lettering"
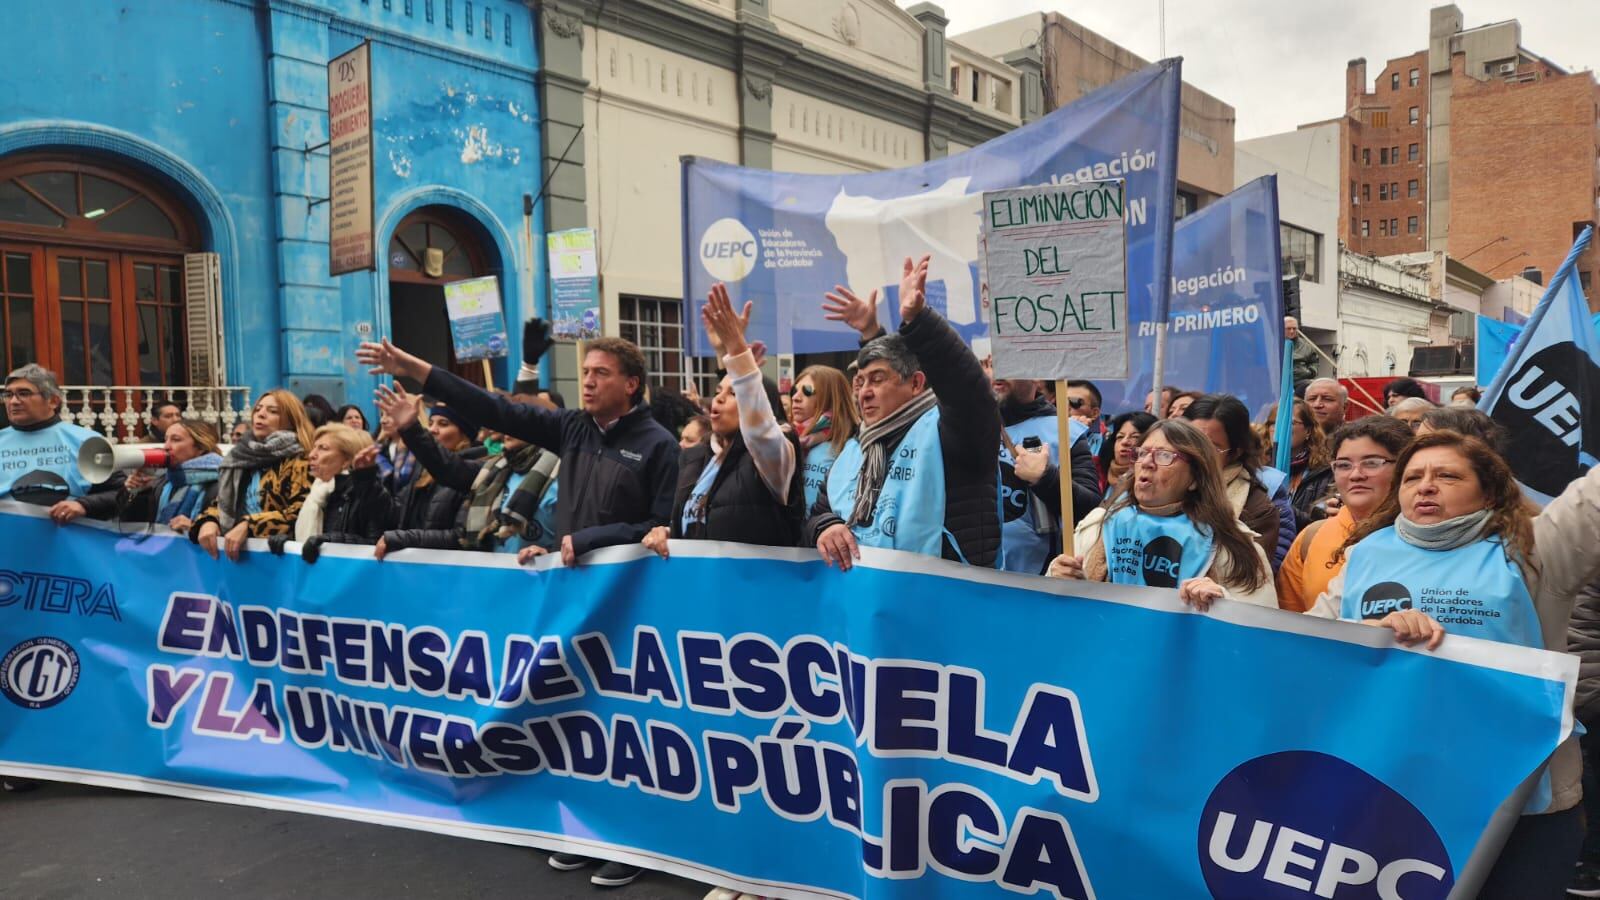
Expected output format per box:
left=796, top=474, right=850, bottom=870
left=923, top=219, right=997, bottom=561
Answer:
left=0, top=569, right=119, bottom=621
left=1207, top=811, right=1447, bottom=899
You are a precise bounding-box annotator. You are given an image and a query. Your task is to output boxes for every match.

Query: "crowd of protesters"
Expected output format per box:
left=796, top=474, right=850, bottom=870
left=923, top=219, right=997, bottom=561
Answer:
left=6, top=259, right=1600, bottom=898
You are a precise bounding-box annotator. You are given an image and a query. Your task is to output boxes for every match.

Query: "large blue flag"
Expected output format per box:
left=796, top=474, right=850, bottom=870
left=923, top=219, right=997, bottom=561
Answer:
left=1475, top=315, right=1523, bottom=386
left=1480, top=226, right=1598, bottom=502
left=1147, top=176, right=1284, bottom=416
left=682, top=61, right=1181, bottom=413
left=0, top=505, right=1575, bottom=898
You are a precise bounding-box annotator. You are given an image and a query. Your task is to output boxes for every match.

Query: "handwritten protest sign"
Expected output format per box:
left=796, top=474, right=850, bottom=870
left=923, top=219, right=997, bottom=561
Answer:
left=980, top=181, right=1128, bottom=380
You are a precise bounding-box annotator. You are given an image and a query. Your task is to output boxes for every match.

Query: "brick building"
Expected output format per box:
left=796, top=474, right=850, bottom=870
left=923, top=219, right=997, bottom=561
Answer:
left=1340, top=5, right=1600, bottom=294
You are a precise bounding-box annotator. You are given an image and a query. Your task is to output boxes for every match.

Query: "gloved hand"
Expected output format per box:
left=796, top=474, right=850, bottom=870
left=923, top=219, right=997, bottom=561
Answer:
left=523, top=318, right=553, bottom=364
left=301, top=535, right=326, bottom=564
left=267, top=534, right=290, bottom=556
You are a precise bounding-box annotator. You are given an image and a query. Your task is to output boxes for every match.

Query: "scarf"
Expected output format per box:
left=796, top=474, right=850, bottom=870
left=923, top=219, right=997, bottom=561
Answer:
left=1394, top=508, right=1492, bottom=551
left=155, top=453, right=222, bottom=523
left=295, top=476, right=338, bottom=543
left=798, top=413, right=834, bottom=451
left=462, top=443, right=553, bottom=548
left=849, top=389, right=938, bottom=527
left=1289, top=446, right=1310, bottom=474
left=215, top=431, right=304, bottom=529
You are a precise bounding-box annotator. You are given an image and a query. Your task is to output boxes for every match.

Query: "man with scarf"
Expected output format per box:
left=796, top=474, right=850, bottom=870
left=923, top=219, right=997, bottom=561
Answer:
left=371, top=389, right=559, bottom=556
left=0, top=364, right=120, bottom=519
left=992, top=374, right=1102, bottom=575
left=807, top=255, right=1000, bottom=570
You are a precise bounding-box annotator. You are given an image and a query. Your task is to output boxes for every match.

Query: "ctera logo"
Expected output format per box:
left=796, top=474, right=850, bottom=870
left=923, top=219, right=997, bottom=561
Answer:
left=0, top=636, right=81, bottom=709
left=1199, top=750, right=1452, bottom=899
left=1359, top=582, right=1413, bottom=621
left=699, top=217, right=759, bottom=282
left=0, top=568, right=120, bottom=620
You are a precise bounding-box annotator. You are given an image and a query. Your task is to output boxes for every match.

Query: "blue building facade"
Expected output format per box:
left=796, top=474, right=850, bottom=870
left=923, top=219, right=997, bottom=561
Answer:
left=0, top=0, right=544, bottom=413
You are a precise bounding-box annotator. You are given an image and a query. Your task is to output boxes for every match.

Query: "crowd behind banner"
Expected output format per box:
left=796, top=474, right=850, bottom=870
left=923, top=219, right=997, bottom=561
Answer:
left=5, top=249, right=1600, bottom=899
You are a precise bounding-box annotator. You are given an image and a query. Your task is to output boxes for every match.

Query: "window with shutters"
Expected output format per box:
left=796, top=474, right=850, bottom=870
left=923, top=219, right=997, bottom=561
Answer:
left=0, top=154, right=200, bottom=386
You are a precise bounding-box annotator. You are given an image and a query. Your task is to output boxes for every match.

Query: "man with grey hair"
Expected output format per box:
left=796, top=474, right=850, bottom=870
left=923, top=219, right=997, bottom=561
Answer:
left=0, top=364, right=104, bottom=517
left=1286, top=316, right=1319, bottom=396
left=1303, top=377, right=1348, bottom=434
left=808, top=255, right=1000, bottom=569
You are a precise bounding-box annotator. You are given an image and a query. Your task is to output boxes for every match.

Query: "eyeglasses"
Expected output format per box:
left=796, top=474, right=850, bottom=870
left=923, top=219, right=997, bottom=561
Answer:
left=1068, top=397, right=1085, bottom=409
left=1, top=389, right=39, bottom=402
left=1134, top=447, right=1185, bottom=467
left=794, top=385, right=815, bottom=397
left=1331, top=457, right=1395, bottom=475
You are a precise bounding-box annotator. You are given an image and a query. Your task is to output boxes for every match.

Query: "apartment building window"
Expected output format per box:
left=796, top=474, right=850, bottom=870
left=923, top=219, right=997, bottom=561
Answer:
left=617, top=294, right=719, bottom=397
left=1362, top=184, right=1371, bottom=202
left=1408, top=216, right=1419, bottom=234
left=1280, top=223, right=1321, bottom=283
left=1379, top=219, right=1388, bottom=236
left=1408, top=143, right=1420, bottom=162
left=1408, top=179, right=1419, bottom=197
left=1351, top=145, right=1358, bottom=163
left=1175, top=189, right=1199, bottom=219
left=1409, top=107, right=1419, bottom=125
left=1391, top=72, right=1400, bottom=90
left=1389, top=217, right=1399, bottom=234
left=1391, top=145, right=1399, bottom=162
left=1363, top=148, right=1371, bottom=166
left=1583, top=271, right=1594, bottom=293
left=1391, top=182, right=1400, bottom=198
left=1409, top=68, right=1420, bottom=86
left=1351, top=180, right=1358, bottom=204
left=1379, top=184, right=1389, bottom=200
left=1379, top=147, right=1389, bottom=165
left=971, top=70, right=980, bottom=103
left=1361, top=220, right=1370, bottom=237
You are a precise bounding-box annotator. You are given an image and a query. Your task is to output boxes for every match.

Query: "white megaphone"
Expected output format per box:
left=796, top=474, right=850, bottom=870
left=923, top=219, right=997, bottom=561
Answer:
left=77, top=436, right=168, bottom=485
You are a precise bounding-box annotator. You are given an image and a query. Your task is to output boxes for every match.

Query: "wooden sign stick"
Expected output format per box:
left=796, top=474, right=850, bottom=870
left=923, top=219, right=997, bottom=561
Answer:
left=1056, top=378, right=1075, bottom=557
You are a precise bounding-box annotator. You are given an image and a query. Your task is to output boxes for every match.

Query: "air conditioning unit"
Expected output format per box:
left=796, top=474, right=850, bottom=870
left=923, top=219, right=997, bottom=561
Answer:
left=1409, top=345, right=1460, bottom=376
left=1498, top=62, right=1517, bottom=76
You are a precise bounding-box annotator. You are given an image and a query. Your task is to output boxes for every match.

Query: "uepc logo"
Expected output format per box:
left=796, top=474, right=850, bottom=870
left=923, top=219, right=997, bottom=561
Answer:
left=1199, top=750, right=1452, bottom=899
left=1, top=636, right=81, bottom=709
left=699, top=217, right=759, bottom=282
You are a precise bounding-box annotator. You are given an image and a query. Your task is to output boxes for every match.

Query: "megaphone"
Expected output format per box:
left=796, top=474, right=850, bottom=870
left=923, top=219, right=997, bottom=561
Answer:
left=77, top=436, right=168, bottom=485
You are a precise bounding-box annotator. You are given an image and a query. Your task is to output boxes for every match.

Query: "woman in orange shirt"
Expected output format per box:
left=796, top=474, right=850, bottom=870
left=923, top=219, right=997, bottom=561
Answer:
left=1276, top=416, right=1412, bottom=611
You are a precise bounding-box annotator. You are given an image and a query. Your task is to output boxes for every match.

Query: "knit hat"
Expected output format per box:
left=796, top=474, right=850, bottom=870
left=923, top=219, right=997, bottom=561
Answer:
left=429, top=405, right=479, bottom=441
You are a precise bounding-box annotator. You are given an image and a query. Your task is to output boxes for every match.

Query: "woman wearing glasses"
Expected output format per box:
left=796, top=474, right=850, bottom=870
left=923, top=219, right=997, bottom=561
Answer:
left=1276, top=416, right=1412, bottom=612
left=788, top=364, right=859, bottom=510
left=1049, top=418, right=1277, bottom=608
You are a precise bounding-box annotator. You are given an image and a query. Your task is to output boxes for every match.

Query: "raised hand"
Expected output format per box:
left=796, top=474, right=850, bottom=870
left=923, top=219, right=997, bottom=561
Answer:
left=899, top=254, right=931, bottom=323
left=703, top=283, right=751, bottom=359
left=373, top=382, right=420, bottom=433
left=356, top=338, right=428, bottom=381
left=821, top=285, right=882, bottom=339
left=351, top=444, right=380, bottom=470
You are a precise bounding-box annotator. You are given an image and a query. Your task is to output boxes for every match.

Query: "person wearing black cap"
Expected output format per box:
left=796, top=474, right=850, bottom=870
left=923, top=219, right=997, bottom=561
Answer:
left=382, top=402, right=483, bottom=537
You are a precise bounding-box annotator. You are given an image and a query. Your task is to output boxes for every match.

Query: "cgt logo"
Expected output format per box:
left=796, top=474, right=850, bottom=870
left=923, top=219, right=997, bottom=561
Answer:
left=699, top=217, right=759, bottom=282
left=0, top=636, right=81, bottom=710
left=1360, top=582, right=1412, bottom=620
left=1199, top=750, right=1452, bottom=899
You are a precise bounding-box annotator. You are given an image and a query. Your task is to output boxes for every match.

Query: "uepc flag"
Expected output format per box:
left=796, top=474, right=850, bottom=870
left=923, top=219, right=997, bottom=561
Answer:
left=1122, top=175, right=1283, bottom=416
left=1481, top=226, right=1598, bottom=503
left=0, top=505, right=1578, bottom=898
left=682, top=63, right=1181, bottom=401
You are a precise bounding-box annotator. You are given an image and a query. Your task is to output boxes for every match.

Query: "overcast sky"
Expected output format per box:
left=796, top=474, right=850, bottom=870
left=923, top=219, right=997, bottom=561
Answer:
left=924, top=0, right=1599, bottom=139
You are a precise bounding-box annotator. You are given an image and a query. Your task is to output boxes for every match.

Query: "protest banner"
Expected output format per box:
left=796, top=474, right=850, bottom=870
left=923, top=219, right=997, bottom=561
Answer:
left=0, top=504, right=1573, bottom=899
left=547, top=227, right=602, bottom=341
left=442, top=275, right=509, bottom=379
left=980, top=179, right=1127, bottom=542
left=682, top=60, right=1181, bottom=414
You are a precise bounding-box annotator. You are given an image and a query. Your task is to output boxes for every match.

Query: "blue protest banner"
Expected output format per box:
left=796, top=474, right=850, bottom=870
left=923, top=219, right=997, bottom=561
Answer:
left=0, top=505, right=1573, bottom=899
left=1138, top=176, right=1284, bottom=416
left=1475, top=315, right=1523, bottom=387
left=681, top=61, right=1182, bottom=415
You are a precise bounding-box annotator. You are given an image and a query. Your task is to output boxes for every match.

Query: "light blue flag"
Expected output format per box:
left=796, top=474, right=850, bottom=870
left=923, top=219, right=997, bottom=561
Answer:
left=1479, top=227, right=1598, bottom=502
left=1273, top=338, right=1295, bottom=472
left=682, top=61, right=1183, bottom=415
left=1474, top=315, right=1523, bottom=387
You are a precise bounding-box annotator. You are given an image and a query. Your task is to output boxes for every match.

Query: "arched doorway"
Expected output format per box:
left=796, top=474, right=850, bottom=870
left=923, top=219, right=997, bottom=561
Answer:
left=387, top=206, right=496, bottom=387
left=0, top=154, right=200, bottom=386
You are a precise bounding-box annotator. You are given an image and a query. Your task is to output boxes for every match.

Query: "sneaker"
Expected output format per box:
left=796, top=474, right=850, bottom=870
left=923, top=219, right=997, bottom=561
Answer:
left=1, top=778, right=39, bottom=793
left=1571, top=863, right=1600, bottom=897
left=703, top=890, right=739, bottom=900
left=590, top=861, right=642, bottom=888
left=547, top=852, right=592, bottom=871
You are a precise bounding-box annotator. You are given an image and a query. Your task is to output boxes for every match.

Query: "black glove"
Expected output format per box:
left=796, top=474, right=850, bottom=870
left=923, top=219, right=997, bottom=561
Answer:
left=301, top=535, right=325, bottom=564
left=267, top=534, right=290, bottom=556
left=523, top=318, right=553, bottom=364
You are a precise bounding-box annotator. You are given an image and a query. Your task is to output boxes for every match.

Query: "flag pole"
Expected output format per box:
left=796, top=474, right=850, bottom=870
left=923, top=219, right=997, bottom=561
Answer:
left=1272, top=339, right=1295, bottom=472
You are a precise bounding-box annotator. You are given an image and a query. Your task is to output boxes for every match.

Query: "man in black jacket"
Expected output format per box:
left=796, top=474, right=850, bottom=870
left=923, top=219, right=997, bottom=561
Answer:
left=808, top=255, right=1000, bottom=570
left=357, top=329, right=678, bottom=569
left=993, top=374, right=1101, bottom=575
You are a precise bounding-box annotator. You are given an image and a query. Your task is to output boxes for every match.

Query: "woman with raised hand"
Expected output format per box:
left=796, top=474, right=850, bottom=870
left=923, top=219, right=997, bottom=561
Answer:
left=1049, top=418, right=1277, bottom=609
left=1276, top=416, right=1411, bottom=612
left=192, top=390, right=315, bottom=561
left=642, top=283, right=802, bottom=560
left=1307, top=430, right=1600, bottom=897
left=789, top=364, right=858, bottom=510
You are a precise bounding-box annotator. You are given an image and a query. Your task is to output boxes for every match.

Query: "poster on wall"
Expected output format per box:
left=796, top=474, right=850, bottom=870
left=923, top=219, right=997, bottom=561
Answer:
left=443, top=276, right=508, bottom=362
left=328, top=41, right=375, bottom=275
left=547, top=227, right=601, bottom=340
left=980, top=181, right=1129, bottom=380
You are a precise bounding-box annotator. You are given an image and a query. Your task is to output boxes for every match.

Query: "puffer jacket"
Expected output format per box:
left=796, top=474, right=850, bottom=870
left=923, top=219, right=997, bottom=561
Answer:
left=313, top=468, right=392, bottom=544
left=1568, top=581, right=1600, bottom=726
left=380, top=421, right=487, bottom=552
left=1291, top=465, right=1337, bottom=531
left=805, top=307, right=1000, bottom=567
